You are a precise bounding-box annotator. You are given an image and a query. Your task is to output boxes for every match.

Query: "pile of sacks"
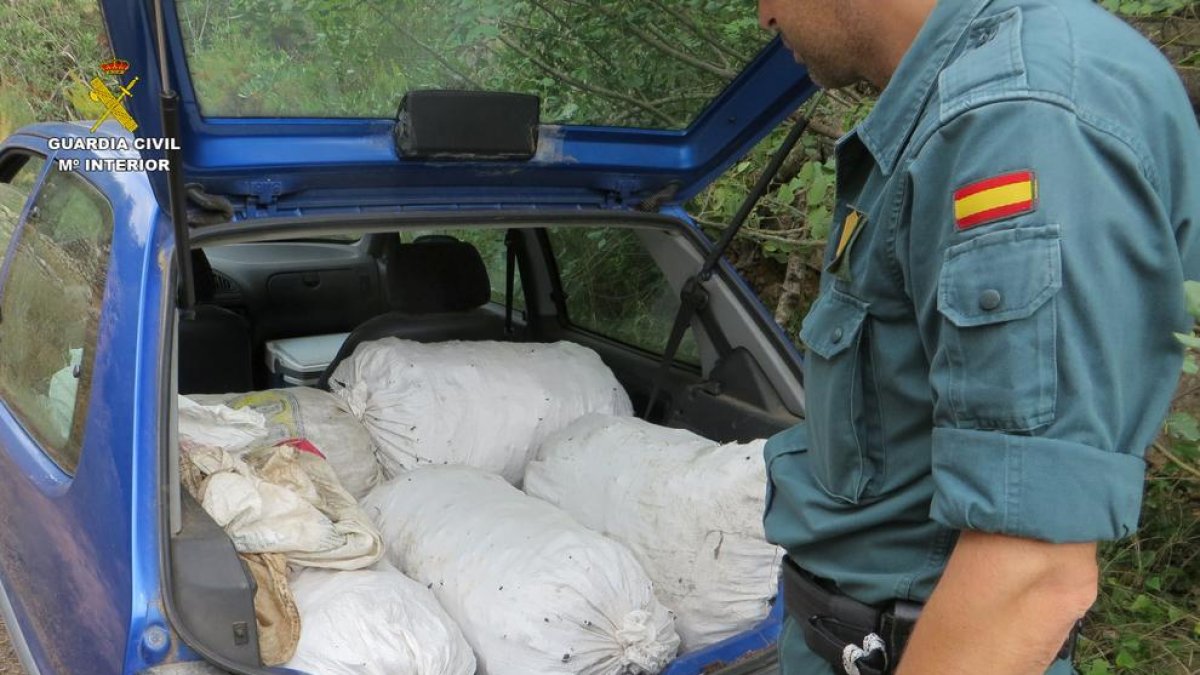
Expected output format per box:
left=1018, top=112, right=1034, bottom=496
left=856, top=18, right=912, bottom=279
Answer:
left=179, top=390, right=474, bottom=673
left=327, top=338, right=633, bottom=484
left=182, top=338, right=782, bottom=675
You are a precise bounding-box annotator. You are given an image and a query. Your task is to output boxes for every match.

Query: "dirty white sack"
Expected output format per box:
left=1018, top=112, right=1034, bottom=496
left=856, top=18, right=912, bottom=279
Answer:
left=524, top=414, right=782, bottom=652
left=329, top=339, right=632, bottom=484
left=287, top=561, right=476, bottom=675
left=189, top=388, right=383, bottom=499
left=178, top=395, right=270, bottom=453
left=183, top=442, right=383, bottom=570
left=363, top=466, right=680, bottom=675
left=45, top=347, right=83, bottom=441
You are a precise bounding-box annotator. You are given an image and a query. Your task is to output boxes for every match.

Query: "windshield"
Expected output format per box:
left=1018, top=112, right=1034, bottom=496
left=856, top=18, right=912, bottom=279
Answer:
left=174, top=0, right=771, bottom=129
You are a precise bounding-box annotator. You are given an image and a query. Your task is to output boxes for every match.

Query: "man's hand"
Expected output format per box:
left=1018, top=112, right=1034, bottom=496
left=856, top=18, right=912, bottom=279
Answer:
left=895, top=531, right=1097, bottom=675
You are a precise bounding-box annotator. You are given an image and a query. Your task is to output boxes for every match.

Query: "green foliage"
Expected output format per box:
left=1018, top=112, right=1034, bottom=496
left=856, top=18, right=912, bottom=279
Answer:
left=686, top=89, right=871, bottom=336
left=1098, top=0, right=1195, bottom=17
left=0, top=0, right=109, bottom=134
left=175, top=0, right=769, bottom=127
left=547, top=227, right=700, bottom=362
left=1083, top=284, right=1200, bottom=674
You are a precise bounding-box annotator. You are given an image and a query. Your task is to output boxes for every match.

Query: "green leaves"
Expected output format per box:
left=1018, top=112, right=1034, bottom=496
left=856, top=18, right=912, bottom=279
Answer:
left=1098, top=0, right=1194, bottom=16
left=1184, top=280, right=1200, bottom=320
left=1165, top=412, right=1200, bottom=442
left=1174, top=282, right=1200, bottom=375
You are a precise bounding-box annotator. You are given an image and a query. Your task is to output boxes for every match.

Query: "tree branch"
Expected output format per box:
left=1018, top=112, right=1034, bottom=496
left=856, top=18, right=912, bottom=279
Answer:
left=496, top=33, right=676, bottom=126
left=774, top=248, right=809, bottom=328
left=1154, top=440, right=1200, bottom=480
left=643, top=0, right=746, bottom=66
left=561, top=0, right=737, bottom=80
left=694, top=217, right=824, bottom=246
left=522, top=0, right=627, bottom=77
left=365, top=2, right=485, bottom=90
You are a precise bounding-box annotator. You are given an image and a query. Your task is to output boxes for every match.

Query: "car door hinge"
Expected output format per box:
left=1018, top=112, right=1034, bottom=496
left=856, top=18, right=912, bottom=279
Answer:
left=636, top=182, right=681, bottom=212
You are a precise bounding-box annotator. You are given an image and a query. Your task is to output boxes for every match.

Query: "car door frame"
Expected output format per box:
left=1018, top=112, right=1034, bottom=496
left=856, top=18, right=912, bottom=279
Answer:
left=0, top=130, right=170, bottom=675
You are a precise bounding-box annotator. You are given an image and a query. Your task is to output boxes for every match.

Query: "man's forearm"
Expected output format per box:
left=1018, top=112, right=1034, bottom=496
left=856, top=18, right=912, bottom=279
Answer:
left=895, top=531, right=1097, bottom=675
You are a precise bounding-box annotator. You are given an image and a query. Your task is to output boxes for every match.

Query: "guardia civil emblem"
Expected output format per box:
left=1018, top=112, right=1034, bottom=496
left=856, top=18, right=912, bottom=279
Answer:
left=88, top=59, right=139, bottom=133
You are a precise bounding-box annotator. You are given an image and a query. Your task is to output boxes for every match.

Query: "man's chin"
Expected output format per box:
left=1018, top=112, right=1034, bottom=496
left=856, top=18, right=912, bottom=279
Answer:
left=804, top=65, right=859, bottom=89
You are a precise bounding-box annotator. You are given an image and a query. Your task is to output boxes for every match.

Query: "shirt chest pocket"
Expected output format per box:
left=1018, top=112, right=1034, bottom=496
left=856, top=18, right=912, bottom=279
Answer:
left=935, top=225, right=1063, bottom=431
left=798, top=287, right=880, bottom=503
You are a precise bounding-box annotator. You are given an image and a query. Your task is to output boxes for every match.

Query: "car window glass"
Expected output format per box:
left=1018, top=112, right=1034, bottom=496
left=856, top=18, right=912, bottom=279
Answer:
left=174, top=0, right=771, bottom=128
left=402, top=229, right=525, bottom=310
left=0, top=155, right=46, bottom=264
left=0, top=168, right=113, bottom=473
left=547, top=227, right=699, bottom=364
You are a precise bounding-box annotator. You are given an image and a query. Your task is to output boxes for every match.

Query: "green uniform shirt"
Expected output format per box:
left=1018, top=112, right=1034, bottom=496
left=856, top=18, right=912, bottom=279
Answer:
left=764, top=0, right=1200, bottom=636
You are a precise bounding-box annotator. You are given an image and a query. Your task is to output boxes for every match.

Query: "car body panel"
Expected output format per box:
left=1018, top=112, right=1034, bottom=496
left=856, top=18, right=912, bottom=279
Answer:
left=0, top=123, right=171, bottom=674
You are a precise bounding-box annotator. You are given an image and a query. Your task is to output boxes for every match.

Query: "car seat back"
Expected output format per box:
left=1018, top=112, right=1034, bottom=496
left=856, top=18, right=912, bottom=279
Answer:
left=178, top=249, right=255, bottom=395
left=318, top=236, right=507, bottom=389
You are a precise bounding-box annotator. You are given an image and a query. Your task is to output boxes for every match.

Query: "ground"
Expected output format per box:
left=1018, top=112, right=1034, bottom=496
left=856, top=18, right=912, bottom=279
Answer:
left=0, top=617, right=19, bottom=674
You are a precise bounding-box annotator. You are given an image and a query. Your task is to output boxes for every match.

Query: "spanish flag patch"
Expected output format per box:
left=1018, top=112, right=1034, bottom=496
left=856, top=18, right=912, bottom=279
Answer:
left=953, top=170, right=1038, bottom=230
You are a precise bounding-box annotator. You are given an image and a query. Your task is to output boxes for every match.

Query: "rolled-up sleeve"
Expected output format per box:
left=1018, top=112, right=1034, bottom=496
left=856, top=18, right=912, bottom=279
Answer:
left=929, top=429, right=1145, bottom=541
left=902, top=99, right=1193, bottom=542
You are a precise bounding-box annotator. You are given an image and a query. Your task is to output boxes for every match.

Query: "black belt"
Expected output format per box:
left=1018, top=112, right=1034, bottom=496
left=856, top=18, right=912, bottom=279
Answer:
left=781, top=556, right=1081, bottom=675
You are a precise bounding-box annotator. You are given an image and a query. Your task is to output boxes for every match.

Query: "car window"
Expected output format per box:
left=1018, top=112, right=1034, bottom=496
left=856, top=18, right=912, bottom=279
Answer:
left=402, top=229, right=525, bottom=310
left=174, top=0, right=770, bottom=128
left=0, top=154, right=46, bottom=262
left=546, top=227, right=699, bottom=364
left=0, top=167, right=113, bottom=473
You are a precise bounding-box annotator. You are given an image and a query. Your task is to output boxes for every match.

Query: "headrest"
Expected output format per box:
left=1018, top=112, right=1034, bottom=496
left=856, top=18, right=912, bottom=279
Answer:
left=191, top=249, right=216, bottom=303
left=388, top=236, right=491, bottom=313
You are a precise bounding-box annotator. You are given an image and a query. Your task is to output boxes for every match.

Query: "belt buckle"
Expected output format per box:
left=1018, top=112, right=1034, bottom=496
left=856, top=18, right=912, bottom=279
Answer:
left=877, top=599, right=922, bottom=669
left=887, top=599, right=922, bottom=626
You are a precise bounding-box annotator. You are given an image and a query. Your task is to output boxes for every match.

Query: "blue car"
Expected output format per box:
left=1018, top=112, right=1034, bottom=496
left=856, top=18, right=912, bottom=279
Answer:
left=0, top=1, right=817, bottom=673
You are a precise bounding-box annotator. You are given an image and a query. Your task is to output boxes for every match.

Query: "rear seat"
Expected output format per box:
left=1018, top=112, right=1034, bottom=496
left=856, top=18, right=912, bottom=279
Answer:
left=179, top=249, right=255, bottom=395
left=318, top=235, right=509, bottom=388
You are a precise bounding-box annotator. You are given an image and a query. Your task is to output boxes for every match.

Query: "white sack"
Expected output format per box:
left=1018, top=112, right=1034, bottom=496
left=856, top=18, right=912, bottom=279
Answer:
left=363, top=466, right=680, bottom=675
left=45, top=347, right=83, bottom=441
left=190, top=388, right=383, bottom=499
left=287, top=562, right=476, bottom=675
left=184, top=442, right=383, bottom=570
left=330, top=338, right=633, bottom=484
left=524, top=414, right=783, bottom=651
left=179, top=395, right=270, bottom=453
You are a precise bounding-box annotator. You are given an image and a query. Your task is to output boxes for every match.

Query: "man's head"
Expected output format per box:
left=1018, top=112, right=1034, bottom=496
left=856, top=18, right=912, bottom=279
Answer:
left=758, top=0, right=937, bottom=90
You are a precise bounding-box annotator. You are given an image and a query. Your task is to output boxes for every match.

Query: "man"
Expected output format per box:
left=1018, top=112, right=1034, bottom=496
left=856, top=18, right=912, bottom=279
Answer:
left=756, top=0, right=1200, bottom=673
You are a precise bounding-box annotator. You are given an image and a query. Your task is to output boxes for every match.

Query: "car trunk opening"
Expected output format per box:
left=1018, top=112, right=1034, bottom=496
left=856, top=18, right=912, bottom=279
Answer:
left=159, top=213, right=802, bottom=675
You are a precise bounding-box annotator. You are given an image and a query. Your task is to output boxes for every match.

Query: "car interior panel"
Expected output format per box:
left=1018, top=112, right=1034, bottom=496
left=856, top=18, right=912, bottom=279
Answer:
left=185, top=221, right=800, bottom=443
left=177, top=250, right=254, bottom=395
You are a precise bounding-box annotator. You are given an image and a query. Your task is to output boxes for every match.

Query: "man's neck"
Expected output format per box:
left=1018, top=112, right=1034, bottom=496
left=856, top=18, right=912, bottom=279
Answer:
left=864, top=0, right=938, bottom=90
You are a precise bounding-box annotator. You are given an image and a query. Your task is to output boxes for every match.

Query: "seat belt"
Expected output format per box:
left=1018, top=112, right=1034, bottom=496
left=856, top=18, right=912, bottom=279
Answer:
left=642, top=95, right=822, bottom=418
left=504, top=229, right=517, bottom=336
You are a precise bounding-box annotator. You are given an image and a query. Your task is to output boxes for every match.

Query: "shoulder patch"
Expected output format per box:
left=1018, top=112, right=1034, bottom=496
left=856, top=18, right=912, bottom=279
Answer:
left=953, top=170, right=1037, bottom=230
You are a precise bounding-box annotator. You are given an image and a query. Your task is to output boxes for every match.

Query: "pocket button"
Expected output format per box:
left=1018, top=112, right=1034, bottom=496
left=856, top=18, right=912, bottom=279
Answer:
left=978, top=289, right=1003, bottom=311
left=831, top=327, right=845, bottom=344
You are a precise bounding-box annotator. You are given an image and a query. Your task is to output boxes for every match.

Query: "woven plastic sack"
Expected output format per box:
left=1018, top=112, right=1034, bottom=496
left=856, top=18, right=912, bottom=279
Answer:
left=189, top=388, right=383, bottom=499
left=363, top=466, right=680, bottom=675
left=525, top=414, right=782, bottom=651
left=287, top=562, right=476, bottom=675
left=182, top=442, right=383, bottom=570
left=329, top=339, right=632, bottom=484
